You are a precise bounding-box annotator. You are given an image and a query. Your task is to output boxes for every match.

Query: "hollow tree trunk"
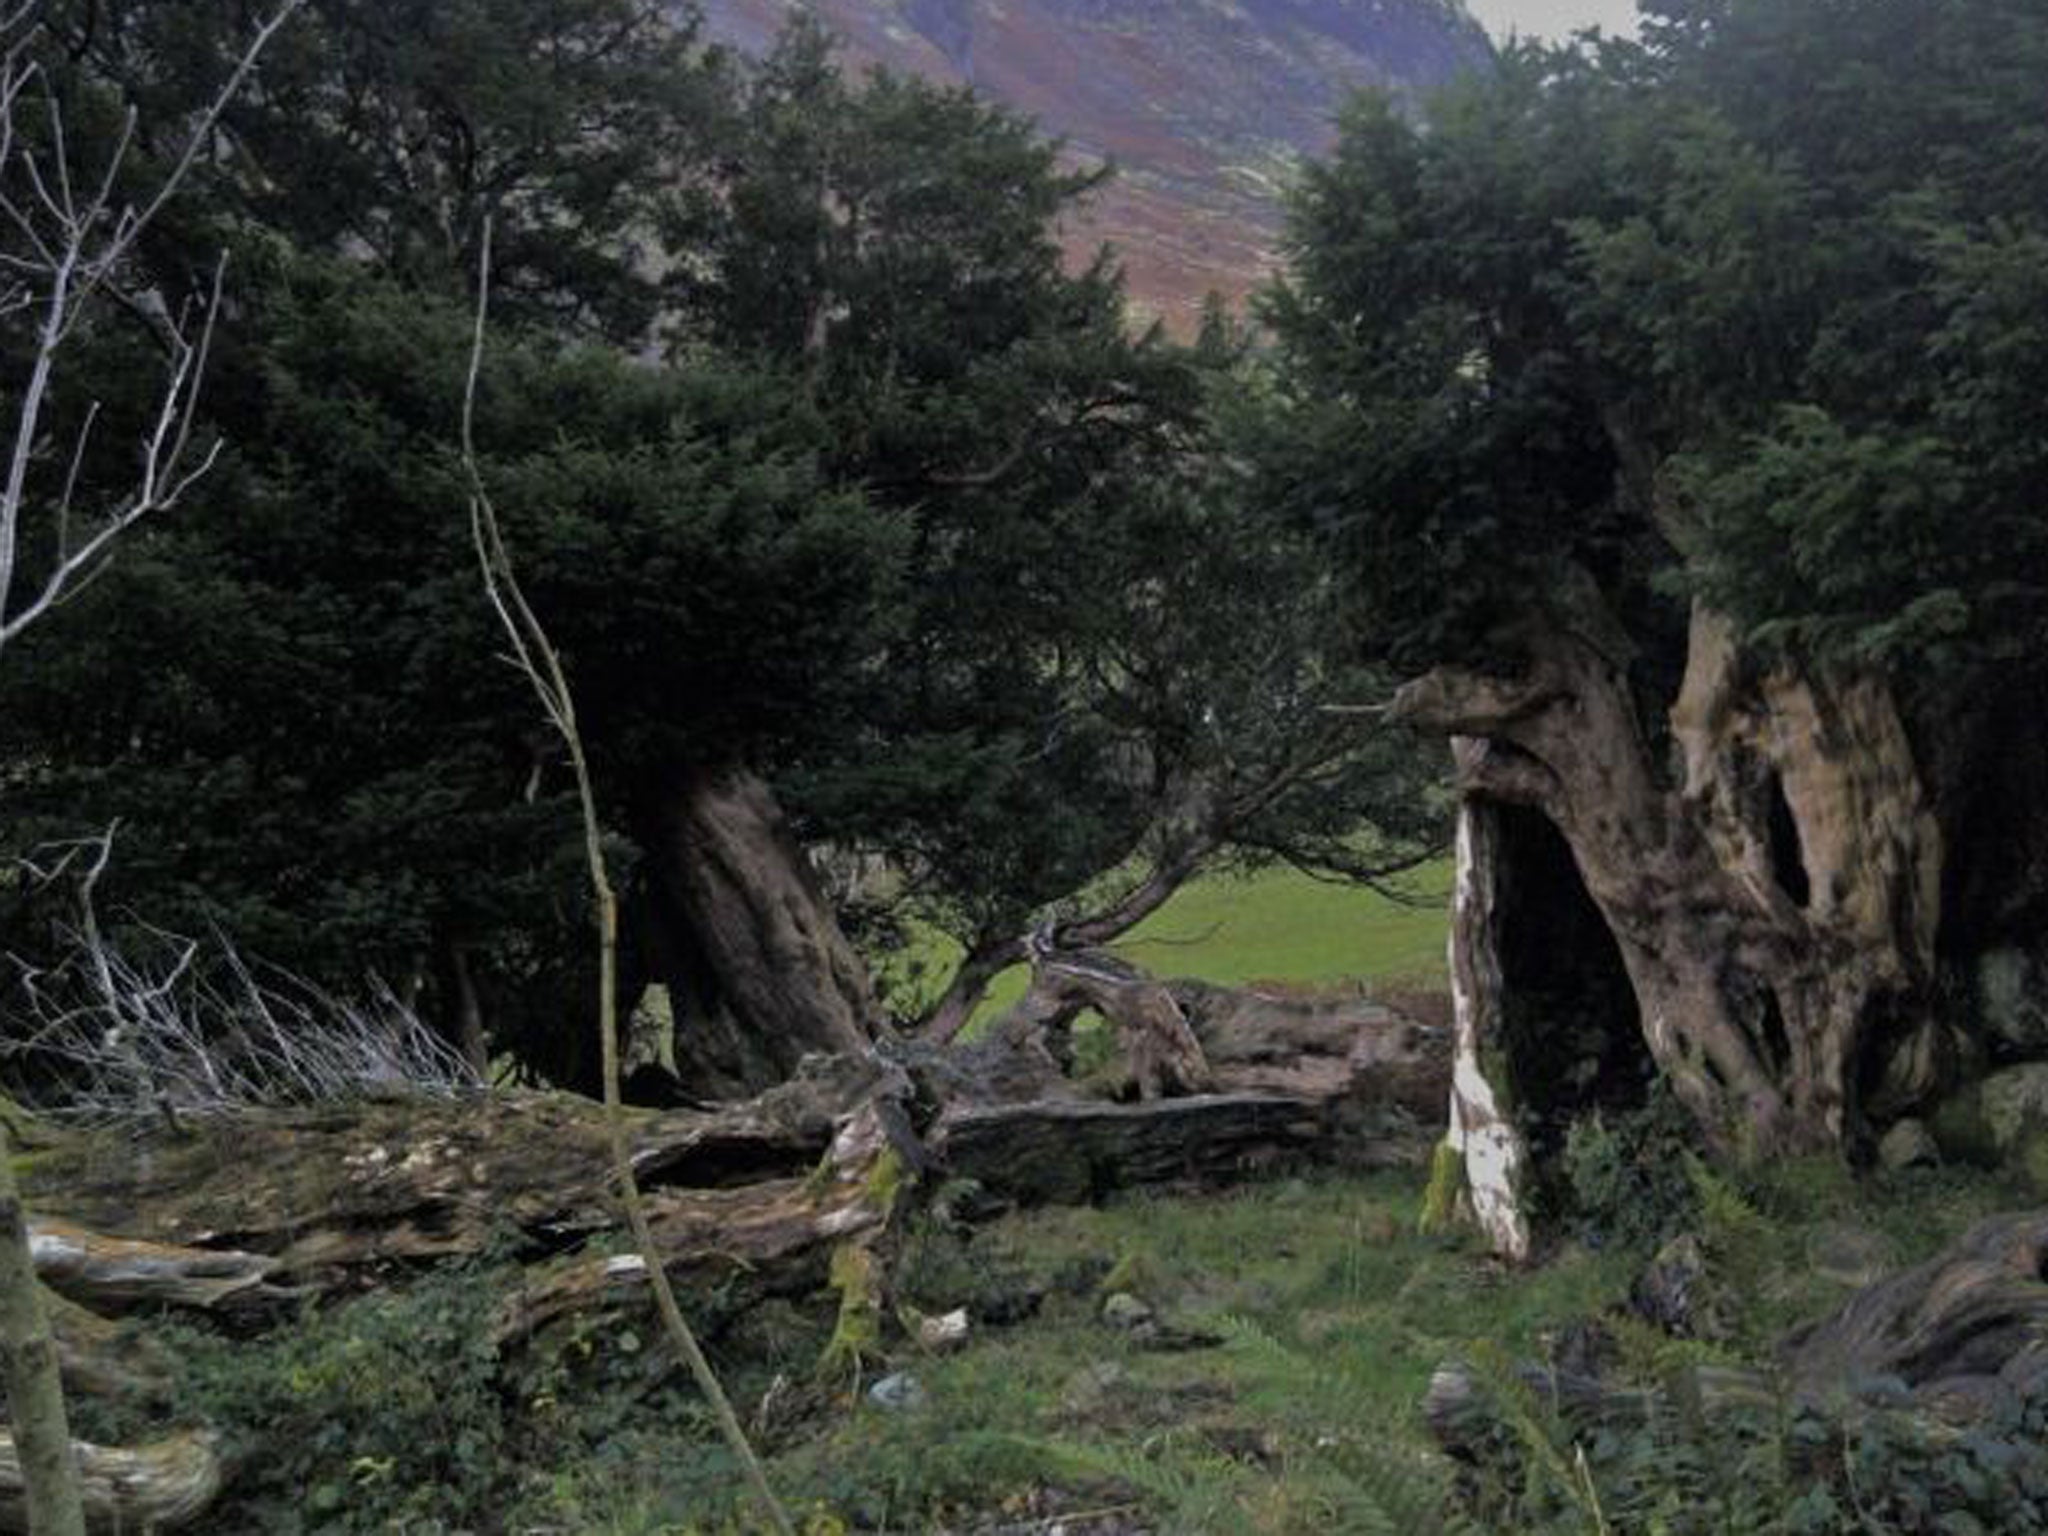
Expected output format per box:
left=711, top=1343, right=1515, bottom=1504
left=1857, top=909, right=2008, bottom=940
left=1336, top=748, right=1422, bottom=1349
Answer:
left=640, top=765, right=875, bottom=1098
left=1398, top=601, right=1942, bottom=1164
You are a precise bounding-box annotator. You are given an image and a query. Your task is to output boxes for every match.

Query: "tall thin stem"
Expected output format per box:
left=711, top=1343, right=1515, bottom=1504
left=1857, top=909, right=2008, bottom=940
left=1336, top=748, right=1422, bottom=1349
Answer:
left=459, top=220, right=794, bottom=1536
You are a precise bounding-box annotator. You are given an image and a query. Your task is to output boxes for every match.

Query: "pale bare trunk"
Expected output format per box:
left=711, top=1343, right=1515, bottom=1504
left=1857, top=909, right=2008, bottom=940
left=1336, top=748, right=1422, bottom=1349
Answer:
left=0, top=1129, right=85, bottom=1536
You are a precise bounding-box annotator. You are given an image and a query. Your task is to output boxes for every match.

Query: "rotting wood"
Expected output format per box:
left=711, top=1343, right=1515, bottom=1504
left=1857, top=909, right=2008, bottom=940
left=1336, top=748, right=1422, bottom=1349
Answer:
left=931, top=1091, right=1425, bottom=1206
left=27, top=1221, right=289, bottom=1315
left=990, top=943, right=1449, bottom=1115
left=1781, top=1209, right=2048, bottom=1418
left=0, top=1429, right=220, bottom=1534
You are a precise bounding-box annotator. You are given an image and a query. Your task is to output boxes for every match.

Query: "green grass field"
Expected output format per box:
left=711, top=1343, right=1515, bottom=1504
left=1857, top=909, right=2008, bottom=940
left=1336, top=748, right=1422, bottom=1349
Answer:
left=886, top=859, right=1453, bottom=1026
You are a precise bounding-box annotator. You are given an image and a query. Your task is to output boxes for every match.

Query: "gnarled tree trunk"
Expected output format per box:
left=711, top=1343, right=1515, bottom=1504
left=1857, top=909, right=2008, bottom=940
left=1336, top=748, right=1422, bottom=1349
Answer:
left=638, top=765, right=876, bottom=1099
left=1399, top=600, right=1942, bottom=1184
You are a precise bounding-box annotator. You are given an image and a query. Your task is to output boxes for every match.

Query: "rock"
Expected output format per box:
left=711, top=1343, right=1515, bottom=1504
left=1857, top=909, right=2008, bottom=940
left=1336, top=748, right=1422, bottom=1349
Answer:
left=1978, top=948, right=2048, bottom=1056
left=1630, top=1233, right=1715, bottom=1339
left=1877, top=1117, right=1939, bottom=1171
left=867, top=1371, right=927, bottom=1411
left=970, top=1278, right=1046, bottom=1327
left=1981, top=1063, right=2048, bottom=1148
left=1101, top=1292, right=1154, bottom=1332
left=915, top=1307, right=970, bottom=1353
left=1933, top=1062, right=2048, bottom=1166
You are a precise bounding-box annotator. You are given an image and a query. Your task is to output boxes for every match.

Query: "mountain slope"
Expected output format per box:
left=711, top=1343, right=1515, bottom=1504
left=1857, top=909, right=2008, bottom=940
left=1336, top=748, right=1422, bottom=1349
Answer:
left=699, top=0, right=1491, bottom=328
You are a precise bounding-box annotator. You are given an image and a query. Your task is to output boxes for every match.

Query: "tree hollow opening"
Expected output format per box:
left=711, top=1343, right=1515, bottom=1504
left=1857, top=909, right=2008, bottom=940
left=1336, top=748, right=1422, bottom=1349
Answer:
left=1491, top=805, right=1649, bottom=1172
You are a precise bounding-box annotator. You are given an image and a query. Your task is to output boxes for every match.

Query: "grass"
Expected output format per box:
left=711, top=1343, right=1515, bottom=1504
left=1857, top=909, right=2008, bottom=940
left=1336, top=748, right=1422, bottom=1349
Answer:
left=516, top=1151, right=2039, bottom=1535
left=881, top=859, right=1453, bottom=1026
left=522, top=1167, right=1626, bottom=1534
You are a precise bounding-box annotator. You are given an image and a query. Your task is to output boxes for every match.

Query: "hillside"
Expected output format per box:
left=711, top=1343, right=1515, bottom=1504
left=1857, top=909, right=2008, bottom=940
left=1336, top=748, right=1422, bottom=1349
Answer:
left=699, top=0, right=1491, bottom=329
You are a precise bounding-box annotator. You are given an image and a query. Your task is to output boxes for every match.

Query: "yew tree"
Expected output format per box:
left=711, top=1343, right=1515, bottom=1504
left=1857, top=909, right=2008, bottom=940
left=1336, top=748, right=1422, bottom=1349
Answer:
left=1268, top=0, right=2048, bottom=1158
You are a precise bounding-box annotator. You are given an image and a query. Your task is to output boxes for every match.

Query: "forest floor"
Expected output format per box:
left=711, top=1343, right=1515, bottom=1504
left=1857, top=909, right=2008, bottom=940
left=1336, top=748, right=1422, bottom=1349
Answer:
left=66, top=869, right=2042, bottom=1534
left=513, top=1154, right=2035, bottom=1535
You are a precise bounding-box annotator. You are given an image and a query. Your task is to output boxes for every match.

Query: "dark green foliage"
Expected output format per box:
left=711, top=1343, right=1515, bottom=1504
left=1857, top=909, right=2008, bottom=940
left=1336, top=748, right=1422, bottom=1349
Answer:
left=157, top=1263, right=511, bottom=1533
left=33, top=0, right=728, bottom=340
left=0, top=254, right=903, bottom=1078
left=1269, top=0, right=2048, bottom=673
left=1457, top=1342, right=2048, bottom=1535
left=1559, top=1087, right=1702, bottom=1250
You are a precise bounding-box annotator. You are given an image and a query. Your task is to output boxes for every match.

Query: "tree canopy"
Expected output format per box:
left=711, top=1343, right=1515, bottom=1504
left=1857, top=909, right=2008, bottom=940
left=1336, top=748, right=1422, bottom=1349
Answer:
left=1, top=2, right=1438, bottom=1083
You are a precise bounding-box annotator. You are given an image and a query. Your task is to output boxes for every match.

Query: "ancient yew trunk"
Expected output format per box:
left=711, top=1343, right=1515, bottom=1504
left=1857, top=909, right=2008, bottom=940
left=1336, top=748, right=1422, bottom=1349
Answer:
left=632, top=766, right=877, bottom=1097
left=1403, top=602, right=1944, bottom=1170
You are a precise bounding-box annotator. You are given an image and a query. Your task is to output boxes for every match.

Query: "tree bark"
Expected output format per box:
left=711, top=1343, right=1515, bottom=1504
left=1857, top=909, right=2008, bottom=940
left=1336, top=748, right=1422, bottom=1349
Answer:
left=930, top=1092, right=1420, bottom=1206
left=641, top=765, right=876, bottom=1098
left=446, top=941, right=489, bottom=1078
left=0, top=1430, right=218, bottom=1535
left=1441, top=790, right=1533, bottom=1262
left=0, top=1129, right=85, bottom=1536
left=999, top=947, right=1214, bottom=1101
left=1399, top=601, right=1942, bottom=1159
left=919, top=840, right=1212, bottom=1045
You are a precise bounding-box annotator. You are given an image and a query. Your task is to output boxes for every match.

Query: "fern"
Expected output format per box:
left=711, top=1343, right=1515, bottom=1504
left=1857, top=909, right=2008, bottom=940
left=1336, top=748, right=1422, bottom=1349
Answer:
left=1214, top=1313, right=1483, bottom=1536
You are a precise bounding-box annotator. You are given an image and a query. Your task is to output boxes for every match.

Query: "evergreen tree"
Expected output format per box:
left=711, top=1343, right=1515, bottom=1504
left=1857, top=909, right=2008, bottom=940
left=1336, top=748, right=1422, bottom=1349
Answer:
left=1267, top=0, right=2048, bottom=1156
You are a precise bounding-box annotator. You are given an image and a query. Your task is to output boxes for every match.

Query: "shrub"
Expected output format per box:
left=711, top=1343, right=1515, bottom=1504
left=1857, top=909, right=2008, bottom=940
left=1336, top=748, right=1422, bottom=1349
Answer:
left=1559, top=1085, right=1701, bottom=1249
left=160, top=1261, right=511, bottom=1533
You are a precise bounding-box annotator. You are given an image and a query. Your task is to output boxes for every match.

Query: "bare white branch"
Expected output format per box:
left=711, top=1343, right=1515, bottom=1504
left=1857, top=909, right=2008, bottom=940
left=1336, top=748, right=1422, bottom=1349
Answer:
left=0, top=0, right=304, bottom=657
left=2, top=914, right=482, bottom=1129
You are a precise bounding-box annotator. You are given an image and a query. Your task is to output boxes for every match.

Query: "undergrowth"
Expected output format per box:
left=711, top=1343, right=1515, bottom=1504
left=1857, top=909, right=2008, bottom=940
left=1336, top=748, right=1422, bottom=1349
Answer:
left=81, top=1142, right=2046, bottom=1533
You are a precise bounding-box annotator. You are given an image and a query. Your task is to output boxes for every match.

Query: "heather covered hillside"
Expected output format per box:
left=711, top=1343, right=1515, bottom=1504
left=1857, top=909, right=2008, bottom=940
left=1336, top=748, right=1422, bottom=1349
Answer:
left=699, top=0, right=1490, bottom=327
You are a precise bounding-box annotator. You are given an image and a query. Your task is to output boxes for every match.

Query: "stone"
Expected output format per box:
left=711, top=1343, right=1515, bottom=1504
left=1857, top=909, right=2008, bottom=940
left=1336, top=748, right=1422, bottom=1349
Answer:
left=971, top=1277, right=1047, bottom=1326
left=1979, top=1063, right=2048, bottom=1149
left=1978, top=949, right=2048, bottom=1056
left=1931, top=1063, right=2048, bottom=1166
left=1877, top=1117, right=1938, bottom=1171
left=1631, top=1233, right=1715, bottom=1339
left=867, top=1371, right=927, bottom=1411
left=915, top=1307, right=970, bottom=1353
left=1101, top=1291, right=1154, bottom=1332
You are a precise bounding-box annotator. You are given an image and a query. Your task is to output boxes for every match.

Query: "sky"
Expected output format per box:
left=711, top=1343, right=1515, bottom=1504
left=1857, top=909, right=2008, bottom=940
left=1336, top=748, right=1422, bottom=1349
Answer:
left=1461, top=0, right=1643, bottom=43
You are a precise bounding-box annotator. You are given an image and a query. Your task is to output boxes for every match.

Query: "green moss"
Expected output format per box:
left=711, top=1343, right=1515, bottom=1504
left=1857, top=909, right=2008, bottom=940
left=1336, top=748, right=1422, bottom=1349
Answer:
left=1097, top=1246, right=1165, bottom=1299
left=1416, top=1137, right=1466, bottom=1236
left=1930, top=1082, right=1996, bottom=1165
left=861, top=1146, right=908, bottom=1211
left=2016, top=1128, right=2048, bottom=1196
left=817, top=1243, right=883, bottom=1386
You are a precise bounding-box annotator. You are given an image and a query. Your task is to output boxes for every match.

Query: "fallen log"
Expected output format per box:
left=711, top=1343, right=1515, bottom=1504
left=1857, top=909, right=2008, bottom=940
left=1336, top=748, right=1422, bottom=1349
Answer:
left=1426, top=1209, right=2048, bottom=1497
left=20, top=1054, right=896, bottom=1289
left=1172, top=977, right=1449, bottom=1118
left=1002, top=948, right=1214, bottom=1100
left=1781, top=1208, right=2048, bottom=1419
left=0, top=1429, right=220, bottom=1534
left=43, top=1289, right=172, bottom=1402
left=990, top=945, right=1450, bottom=1118
left=28, top=1219, right=290, bottom=1315
left=500, top=1097, right=914, bottom=1344
left=930, top=1091, right=1424, bottom=1206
